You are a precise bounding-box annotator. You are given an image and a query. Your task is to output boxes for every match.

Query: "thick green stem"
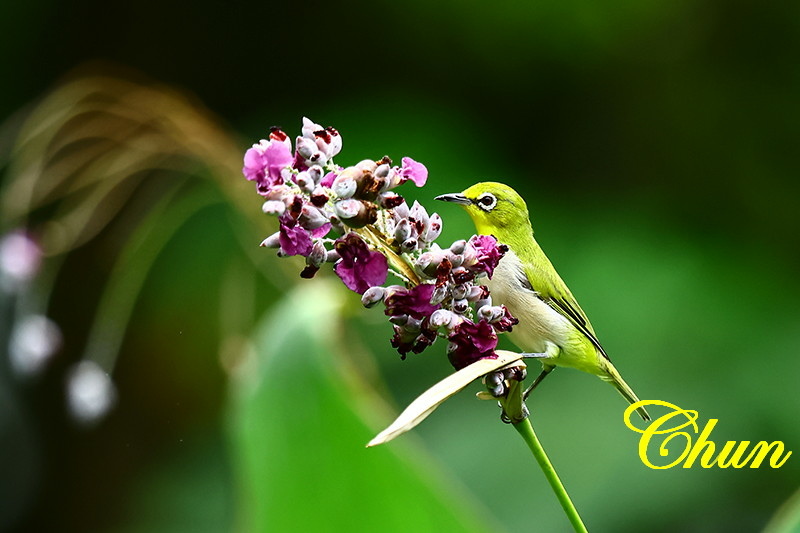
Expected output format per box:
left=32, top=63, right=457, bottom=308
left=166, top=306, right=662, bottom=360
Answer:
left=513, top=418, right=588, bottom=533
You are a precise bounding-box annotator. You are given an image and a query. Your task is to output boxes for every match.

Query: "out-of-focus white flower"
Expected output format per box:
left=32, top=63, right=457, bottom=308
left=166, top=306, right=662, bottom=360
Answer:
left=66, top=361, right=117, bottom=424
left=9, top=315, right=62, bottom=376
left=0, top=230, right=42, bottom=290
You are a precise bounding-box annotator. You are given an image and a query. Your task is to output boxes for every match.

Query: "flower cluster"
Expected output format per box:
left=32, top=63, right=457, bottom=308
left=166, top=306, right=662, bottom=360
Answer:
left=244, top=118, right=517, bottom=370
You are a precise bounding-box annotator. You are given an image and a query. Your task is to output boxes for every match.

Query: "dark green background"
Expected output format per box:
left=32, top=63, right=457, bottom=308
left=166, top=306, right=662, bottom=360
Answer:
left=1, top=0, right=799, bottom=532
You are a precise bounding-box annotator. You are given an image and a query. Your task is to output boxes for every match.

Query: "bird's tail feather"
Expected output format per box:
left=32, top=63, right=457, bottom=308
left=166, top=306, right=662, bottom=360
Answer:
left=600, top=365, right=650, bottom=422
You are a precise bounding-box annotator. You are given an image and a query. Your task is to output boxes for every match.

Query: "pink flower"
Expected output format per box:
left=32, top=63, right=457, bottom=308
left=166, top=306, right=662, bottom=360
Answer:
left=383, top=284, right=440, bottom=320
left=333, top=233, right=388, bottom=294
left=278, top=213, right=313, bottom=257
left=397, top=157, right=428, bottom=187
left=242, top=137, right=294, bottom=196
left=466, top=235, right=507, bottom=279
left=447, top=319, right=498, bottom=370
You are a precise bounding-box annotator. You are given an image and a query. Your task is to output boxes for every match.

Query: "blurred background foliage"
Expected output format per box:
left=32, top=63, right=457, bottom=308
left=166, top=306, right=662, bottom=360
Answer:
left=1, top=0, right=799, bottom=532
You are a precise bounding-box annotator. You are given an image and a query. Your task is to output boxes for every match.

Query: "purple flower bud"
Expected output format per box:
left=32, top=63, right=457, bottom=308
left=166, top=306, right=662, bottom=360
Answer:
left=264, top=184, right=293, bottom=203
left=391, top=325, right=418, bottom=357
left=262, top=200, right=286, bottom=215
left=320, top=171, right=337, bottom=188
left=313, top=127, right=342, bottom=159
left=325, top=249, right=340, bottom=262
left=361, top=286, right=386, bottom=308
left=491, top=305, right=519, bottom=332
left=260, top=232, right=281, bottom=248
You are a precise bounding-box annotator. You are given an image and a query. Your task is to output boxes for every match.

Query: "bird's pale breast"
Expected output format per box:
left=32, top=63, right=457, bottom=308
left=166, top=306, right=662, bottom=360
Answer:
left=486, top=250, right=572, bottom=352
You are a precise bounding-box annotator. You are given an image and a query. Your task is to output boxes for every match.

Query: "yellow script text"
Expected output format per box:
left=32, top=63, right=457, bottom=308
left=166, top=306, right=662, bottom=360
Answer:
left=623, top=400, right=791, bottom=470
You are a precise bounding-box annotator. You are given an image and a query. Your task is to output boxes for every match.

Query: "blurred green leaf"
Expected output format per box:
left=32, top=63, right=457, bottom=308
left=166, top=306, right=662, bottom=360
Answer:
left=765, top=488, right=800, bottom=533
left=227, top=281, right=497, bottom=533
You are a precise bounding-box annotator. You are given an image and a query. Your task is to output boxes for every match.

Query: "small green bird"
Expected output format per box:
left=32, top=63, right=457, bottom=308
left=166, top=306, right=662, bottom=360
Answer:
left=436, top=182, right=650, bottom=421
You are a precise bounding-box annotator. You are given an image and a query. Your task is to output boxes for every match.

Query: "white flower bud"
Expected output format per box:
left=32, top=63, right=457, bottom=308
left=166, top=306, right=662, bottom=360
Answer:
left=260, top=232, right=281, bottom=248
left=307, top=165, right=325, bottom=184
left=400, top=238, right=418, bottom=253
left=450, top=239, right=467, bottom=255
left=452, top=284, right=469, bottom=300
left=452, top=299, right=469, bottom=314
left=361, top=286, right=386, bottom=308
left=67, top=360, right=117, bottom=425
left=355, top=159, right=377, bottom=172
left=300, top=205, right=329, bottom=229
left=424, top=213, right=442, bottom=242
left=295, top=172, right=315, bottom=193
left=307, top=240, right=327, bottom=267
left=296, top=136, right=317, bottom=159
left=332, top=178, right=357, bottom=199
left=394, top=218, right=413, bottom=242
left=430, top=285, right=448, bottom=305
left=301, top=117, right=323, bottom=139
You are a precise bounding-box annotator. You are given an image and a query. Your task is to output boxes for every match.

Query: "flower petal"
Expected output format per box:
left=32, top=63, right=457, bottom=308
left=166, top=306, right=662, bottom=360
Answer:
left=399, top=157, right=428, bottom=187
left=367, top=350, right=525, bottom=446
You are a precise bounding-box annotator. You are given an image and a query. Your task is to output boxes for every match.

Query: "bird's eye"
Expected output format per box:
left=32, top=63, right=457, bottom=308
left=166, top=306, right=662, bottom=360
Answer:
left=475, top=193, right=497, bottom=211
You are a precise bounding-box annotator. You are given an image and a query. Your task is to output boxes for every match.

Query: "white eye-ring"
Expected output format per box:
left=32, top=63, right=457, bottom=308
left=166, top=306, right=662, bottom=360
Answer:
left=475, top=193, right=497, bottom=211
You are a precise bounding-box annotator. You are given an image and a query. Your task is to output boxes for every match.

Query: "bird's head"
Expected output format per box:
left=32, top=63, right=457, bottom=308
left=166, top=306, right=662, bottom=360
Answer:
left=435, top=182, right=530, bottom=236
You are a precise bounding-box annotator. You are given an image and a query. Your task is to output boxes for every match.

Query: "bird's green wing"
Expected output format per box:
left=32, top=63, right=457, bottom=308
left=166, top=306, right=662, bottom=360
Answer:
left=519, top=256, right=611, bottom=360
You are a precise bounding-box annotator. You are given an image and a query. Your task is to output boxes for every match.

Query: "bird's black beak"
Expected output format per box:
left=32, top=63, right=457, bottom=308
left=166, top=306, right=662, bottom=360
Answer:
left=434, top=193, right=471, bottom=205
